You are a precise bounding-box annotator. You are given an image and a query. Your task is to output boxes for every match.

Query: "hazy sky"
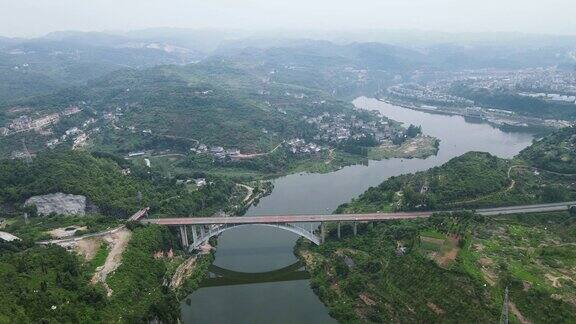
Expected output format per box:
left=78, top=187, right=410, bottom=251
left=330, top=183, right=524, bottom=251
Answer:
left=1, top=0, right=575, bottom=37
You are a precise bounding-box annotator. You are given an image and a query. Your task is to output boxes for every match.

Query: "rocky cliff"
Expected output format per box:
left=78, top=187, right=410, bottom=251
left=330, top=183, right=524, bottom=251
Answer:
left=25, top=193, right=87, bottom=216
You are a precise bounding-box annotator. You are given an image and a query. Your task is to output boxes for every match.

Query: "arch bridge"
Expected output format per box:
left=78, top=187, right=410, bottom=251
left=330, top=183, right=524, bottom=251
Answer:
left=140, top=201, right=576, bottom=251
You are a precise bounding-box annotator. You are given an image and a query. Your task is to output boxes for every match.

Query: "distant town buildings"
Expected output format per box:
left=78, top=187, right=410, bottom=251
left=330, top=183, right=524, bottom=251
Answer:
left=303, top=111, right=399, bottom=145
left=286, top=138, right=323, bottom=155
left=2, top=103, right=83, bottom=137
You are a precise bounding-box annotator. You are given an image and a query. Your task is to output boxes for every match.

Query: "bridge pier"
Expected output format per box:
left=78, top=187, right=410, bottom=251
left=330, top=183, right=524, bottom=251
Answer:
left=191, top=225, right=198, bottom=247
left=320, top=222, right=325, bottom=243
left=353, top=222, right=357, bottom=236
left=199, top=225, right=205, bottom=238
left=179, top=226, right=189, bottom=248
left=337, top=222, right=341, bottom=239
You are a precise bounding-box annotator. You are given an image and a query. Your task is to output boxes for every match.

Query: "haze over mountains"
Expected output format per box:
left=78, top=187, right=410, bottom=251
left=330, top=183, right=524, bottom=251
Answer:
left=1, top=28, right=575, bottom=105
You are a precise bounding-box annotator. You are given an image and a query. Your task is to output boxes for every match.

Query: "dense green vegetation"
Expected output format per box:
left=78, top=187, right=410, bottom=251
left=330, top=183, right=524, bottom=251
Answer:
left=0, top=148, right=248, bottom=322
left=0, top=150, right=237, bottom=219
left=2, top=32, right=575, bottom=323
left=0, top=224, right=211, bottom=323
left=5, top=62, right=368, bottom=154
left=519, top=126, right=576, bottom=174
left=298, top=211, right=576, bottom=323
left=298, top=212, right=499, bottom=323
left=0, top=150, right=149, bottom=217
left=0, top=56, right=438, bottom=180
left=0, top=241, right=108, bottom=322
left=339, top=151, right=513, bottom=212
left=104, top=225, right=180, bottom=322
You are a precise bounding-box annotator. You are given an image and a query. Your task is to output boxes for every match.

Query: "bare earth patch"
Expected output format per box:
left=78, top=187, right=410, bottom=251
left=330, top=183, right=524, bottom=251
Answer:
left=236, top=183, right=254, bottom=203
left=427, top=302, right=445, bottom=315
left=480, top=268, right=498, bottom=286
left=544, top=273, right=572, bottom=288
left=478, top=257, right=493, bottom=267
left=509, top=302, right=532, bottom=324
left=402, top=144, right=417, bottom=154
left=368, top=135, right=438, bottom=160
left=75, top=237, right=103, bottom=261
left=359, top=293, right=377, bottom=306
left=170, top=256, right=197, bottom=289
left=424, top=235, right=460, bottom=268
left=91, top=227, right=132, bottom=296
left=299, top=249, right=323, bottom=270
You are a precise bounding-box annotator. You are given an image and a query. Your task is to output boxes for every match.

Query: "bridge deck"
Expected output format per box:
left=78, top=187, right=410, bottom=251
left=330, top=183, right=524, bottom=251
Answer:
left=141, top=201, right=576, bottom=226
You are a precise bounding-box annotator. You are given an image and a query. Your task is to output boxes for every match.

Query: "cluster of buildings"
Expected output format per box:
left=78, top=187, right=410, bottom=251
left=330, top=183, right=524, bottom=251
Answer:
left=5, top=114, right=59, bottom=132
left=519, top=92, right=576, bottom=104
left=387, top=84, right=474, bottom=107
left=343, top=67, right=369, bottom=83
left=423, top=68, right=576, bottom=105
left=304, top=112, right=400, bottom=144
left=1, top=105, right=83, bottom=137
left=285, top=138, right=323, bottom=155
left=382, top=68, right=576, bottom=129
left=471, top=68, right=576, bottom=96
left=46, top=125, right=91, bottom=150
left=190, top=144, right=241, bottom=161
left=175, top=178, right=207, bottom=188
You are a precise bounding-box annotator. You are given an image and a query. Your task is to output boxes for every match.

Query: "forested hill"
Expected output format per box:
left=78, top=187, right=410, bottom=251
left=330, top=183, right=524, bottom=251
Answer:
left=338, top=151, right=511, bottom=212
left=83, top=64, right=300, bottom=152
left=3, top=60, right=362, bottom=153
left=0, top=31, right=203, bottom=106
left=0, top=150, right=235, bottom=218
left=519, top=126, right=576, bottom=174
left=338, top=126, right=576, bottom=213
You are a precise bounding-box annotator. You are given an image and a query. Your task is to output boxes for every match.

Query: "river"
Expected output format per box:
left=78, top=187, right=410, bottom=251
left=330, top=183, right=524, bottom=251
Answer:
left=180, top=97, right=535, bottom=323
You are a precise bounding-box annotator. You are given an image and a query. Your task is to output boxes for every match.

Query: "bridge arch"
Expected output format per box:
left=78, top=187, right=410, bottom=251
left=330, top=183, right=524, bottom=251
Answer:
left=189, top=223, right=320, bottom=251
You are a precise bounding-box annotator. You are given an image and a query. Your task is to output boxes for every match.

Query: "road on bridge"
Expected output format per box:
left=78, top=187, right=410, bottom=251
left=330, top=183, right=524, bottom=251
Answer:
left=141, top=201, right=576, bottom=226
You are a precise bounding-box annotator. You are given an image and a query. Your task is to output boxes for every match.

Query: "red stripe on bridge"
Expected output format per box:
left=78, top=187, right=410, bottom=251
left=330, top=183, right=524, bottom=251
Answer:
left=139, top=201, right=576, bottom=226
left=141, top=212, right=433, bottom=225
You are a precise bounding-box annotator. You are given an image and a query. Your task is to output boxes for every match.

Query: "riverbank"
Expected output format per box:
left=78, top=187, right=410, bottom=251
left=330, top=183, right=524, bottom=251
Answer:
left=128, top=108, right=442, bottom=181
left=294, top=125, right=576, bottom=323
left=133, top=138, right=441, bottom=181
left=376, top=96, right=556, bottom=134
left=180, top=98, right=535, bottom=322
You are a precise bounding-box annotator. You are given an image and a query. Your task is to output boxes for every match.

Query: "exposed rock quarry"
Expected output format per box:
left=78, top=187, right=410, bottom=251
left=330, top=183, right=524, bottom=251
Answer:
left=25, top=193, right=87, bottom=216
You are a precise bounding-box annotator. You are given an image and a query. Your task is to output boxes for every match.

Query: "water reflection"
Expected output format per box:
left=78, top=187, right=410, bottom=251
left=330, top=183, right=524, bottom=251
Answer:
left=200, top=261, right=309, bottom=288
